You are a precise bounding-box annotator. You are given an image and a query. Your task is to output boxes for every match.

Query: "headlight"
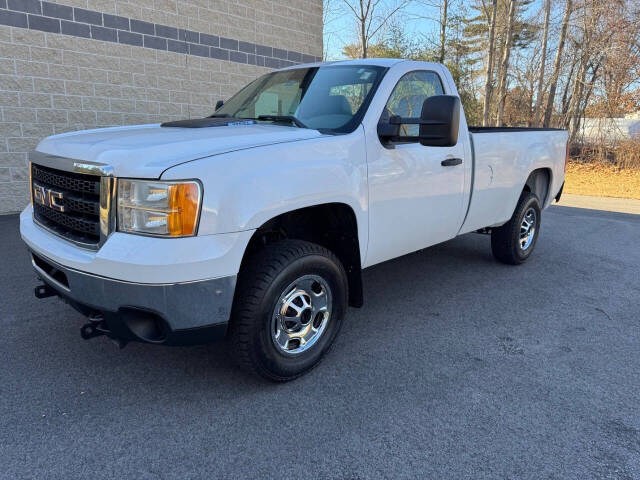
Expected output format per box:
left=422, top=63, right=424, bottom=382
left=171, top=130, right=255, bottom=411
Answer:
left=117, top=179, right=202, bottom=237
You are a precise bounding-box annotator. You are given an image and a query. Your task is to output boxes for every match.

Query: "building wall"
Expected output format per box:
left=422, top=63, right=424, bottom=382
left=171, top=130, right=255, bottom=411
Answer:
left=0, top=0, right=323, bottom=214
left=579, top=118, right=640, bottom=142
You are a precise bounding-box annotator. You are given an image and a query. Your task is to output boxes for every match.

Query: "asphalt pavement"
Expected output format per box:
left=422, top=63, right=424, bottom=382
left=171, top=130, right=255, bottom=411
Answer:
left=1, top=203, right=639, bottom=479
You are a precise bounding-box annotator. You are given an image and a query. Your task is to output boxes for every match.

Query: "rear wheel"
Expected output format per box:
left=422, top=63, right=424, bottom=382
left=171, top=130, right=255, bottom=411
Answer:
left=491, top=192, right=541, bottom=265
left=228, top=239, right=347, bottom=381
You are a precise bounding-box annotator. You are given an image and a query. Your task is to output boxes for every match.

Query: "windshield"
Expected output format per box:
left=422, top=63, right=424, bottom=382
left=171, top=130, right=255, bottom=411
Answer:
left=214, top=65, right=386, bottom=133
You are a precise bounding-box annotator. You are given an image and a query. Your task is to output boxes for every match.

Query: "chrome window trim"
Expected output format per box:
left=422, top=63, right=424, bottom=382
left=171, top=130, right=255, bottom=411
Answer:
left=29, top=151, right=116, bottom=251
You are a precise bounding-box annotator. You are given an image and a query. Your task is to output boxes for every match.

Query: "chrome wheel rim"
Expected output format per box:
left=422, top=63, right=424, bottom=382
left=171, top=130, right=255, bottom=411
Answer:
left=270, top=275, right=332, bottom=356
left=519, top=207, right=537, bottom=251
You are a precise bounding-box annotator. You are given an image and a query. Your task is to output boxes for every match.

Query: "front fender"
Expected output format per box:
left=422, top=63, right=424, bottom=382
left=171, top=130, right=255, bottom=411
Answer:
left=162, top=127, right=369, bottom=261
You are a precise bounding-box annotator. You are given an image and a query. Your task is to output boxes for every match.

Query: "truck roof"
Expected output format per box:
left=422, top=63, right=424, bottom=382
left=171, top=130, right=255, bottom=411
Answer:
left=280, top=58, right=409, bottom=70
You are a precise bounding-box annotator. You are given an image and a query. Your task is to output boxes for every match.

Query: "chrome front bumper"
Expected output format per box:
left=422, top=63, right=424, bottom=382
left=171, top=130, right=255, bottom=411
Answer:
left=31, top=251, right=236, bottom=338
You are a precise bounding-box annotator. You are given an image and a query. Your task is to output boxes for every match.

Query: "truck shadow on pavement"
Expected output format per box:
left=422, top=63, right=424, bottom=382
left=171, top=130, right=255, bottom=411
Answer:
left=1, top=204, right=638, bottom=396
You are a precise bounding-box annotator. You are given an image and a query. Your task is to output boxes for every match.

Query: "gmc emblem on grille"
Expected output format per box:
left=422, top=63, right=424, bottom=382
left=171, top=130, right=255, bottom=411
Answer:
left=33, top=184, right=65, bottom=212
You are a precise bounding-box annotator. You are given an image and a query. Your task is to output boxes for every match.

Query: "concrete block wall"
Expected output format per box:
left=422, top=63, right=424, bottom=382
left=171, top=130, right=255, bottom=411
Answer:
left=0, top=0, right=323, bottom=214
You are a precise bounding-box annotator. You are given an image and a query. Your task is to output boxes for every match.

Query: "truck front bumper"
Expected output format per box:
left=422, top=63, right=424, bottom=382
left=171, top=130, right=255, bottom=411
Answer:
left=20, top=206, right=255, bottom=345
left=31, top=250, right=236, bottom=344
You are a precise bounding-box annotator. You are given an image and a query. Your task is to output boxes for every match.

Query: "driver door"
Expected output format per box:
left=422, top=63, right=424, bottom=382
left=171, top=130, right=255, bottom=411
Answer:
left=365, top=70, right=467, bottom=267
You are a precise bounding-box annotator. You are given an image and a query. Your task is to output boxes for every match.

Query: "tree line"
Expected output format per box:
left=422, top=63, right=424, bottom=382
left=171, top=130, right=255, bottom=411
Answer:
left=325, top=0, right=640, bottom=145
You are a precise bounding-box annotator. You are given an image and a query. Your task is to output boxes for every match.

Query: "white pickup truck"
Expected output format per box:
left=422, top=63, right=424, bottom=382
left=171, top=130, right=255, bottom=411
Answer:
left=20, top=59, right=567, bottom=381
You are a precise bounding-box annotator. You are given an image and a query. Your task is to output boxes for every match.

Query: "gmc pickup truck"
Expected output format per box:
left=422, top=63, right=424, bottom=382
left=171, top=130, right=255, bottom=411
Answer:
left=20, top=59, right=567, bottom=381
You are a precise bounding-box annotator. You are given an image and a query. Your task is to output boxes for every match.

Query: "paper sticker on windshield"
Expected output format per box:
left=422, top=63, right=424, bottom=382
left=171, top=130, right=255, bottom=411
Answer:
left=227, top=120, right=256, bottom=126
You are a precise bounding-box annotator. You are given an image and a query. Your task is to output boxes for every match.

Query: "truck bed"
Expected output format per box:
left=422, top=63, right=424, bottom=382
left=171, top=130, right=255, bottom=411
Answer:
left=459, top=128, right=568, bottom=235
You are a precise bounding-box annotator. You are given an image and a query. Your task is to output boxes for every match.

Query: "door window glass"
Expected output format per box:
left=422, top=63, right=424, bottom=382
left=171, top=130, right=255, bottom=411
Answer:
left=383, top=71, right=444, bottom=136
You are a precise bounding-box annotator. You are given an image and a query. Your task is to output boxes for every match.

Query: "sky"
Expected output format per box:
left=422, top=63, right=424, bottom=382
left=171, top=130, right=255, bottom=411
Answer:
left=323, top=1, right=443, bottom=60
left=323, top=0, right=546, bottom=60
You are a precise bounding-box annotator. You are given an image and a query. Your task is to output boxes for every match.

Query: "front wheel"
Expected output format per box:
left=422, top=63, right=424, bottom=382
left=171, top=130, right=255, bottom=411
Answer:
left=491, top=192, right=542, bottom=265
left=228, top=240, right=347, bottom=381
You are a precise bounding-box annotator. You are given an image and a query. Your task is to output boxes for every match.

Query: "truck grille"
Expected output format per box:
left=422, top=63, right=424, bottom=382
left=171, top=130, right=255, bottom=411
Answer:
left=31, top=163, right=101, bottom=246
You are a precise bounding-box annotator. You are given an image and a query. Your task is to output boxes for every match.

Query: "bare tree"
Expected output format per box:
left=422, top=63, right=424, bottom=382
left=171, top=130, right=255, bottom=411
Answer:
left=323, top=0, right=333, bottom=60
left=330, top=0, right=638, bottom=149
left=564, top=0, right=618, bottom=142
left=341, top=0, right=409, bottom=58
left=481, top=0, right=498, bottom=126
left=438, top=0, right=449, bottom=63
left=560, top=57, right=577, bottom=116
left=542, top=0, right=572, bottom=127
left=533, top=0, right=551, bottom=126
left=409, top=0, right=454, bottom=63
left=495, top=0, right=518, bottom=126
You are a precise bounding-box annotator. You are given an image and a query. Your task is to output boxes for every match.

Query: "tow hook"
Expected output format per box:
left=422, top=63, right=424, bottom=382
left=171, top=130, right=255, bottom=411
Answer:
left=34, top=284, right=56, bottom=299
left=80, top=313, right=128, bottom=349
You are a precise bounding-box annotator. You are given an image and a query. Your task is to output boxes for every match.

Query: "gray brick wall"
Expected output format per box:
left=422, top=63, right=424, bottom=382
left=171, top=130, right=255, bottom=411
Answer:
left=0, top=0, right=323, bottom=214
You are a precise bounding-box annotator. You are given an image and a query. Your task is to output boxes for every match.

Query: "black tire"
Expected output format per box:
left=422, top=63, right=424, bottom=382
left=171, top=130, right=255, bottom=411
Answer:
left=228, top=239, right=348, bottom=382
left=491, top=191, right=541, bottom=265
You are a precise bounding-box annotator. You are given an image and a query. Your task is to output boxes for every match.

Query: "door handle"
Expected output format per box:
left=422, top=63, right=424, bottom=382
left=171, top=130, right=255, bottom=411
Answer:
left=441, top=158, right=463, bottom=167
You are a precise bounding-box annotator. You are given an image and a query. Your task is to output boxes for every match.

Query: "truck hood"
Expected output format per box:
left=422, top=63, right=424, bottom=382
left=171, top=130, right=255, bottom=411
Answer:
left=35, top=123, right=324, bottom=178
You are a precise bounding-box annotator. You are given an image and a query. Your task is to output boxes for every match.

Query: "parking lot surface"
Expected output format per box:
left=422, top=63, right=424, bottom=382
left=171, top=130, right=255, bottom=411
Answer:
left=1, top=204, right=639, bottom=479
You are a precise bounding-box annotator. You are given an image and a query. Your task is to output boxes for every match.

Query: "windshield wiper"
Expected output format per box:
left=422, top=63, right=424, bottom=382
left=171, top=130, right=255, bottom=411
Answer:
left=257, top=115, right=308, bottom=129
left=208, top=113, right=230, bottom=118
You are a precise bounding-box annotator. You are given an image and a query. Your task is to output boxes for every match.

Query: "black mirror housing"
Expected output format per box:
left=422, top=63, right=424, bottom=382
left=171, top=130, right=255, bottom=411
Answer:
left=378, top=95, right=460, bottom=147
left=418, top=95, right=460, bottom=147
left=215, top=100, right=224, bottom=110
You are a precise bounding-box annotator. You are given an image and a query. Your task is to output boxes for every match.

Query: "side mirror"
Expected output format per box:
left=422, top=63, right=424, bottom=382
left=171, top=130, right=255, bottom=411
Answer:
left=378, top=95, right=460, bottom=147
left=215, top=100, right=224, bottom=110
left=417, top=95, right=460, bottom=147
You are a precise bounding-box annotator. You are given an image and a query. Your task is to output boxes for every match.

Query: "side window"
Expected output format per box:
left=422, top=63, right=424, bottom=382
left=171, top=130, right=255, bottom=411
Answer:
left=383, top=71, right=444, bottom=136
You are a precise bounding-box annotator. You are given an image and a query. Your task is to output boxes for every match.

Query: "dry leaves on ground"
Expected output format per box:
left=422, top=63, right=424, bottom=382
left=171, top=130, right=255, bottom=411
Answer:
left=565, top=161, right=640, bottom=199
